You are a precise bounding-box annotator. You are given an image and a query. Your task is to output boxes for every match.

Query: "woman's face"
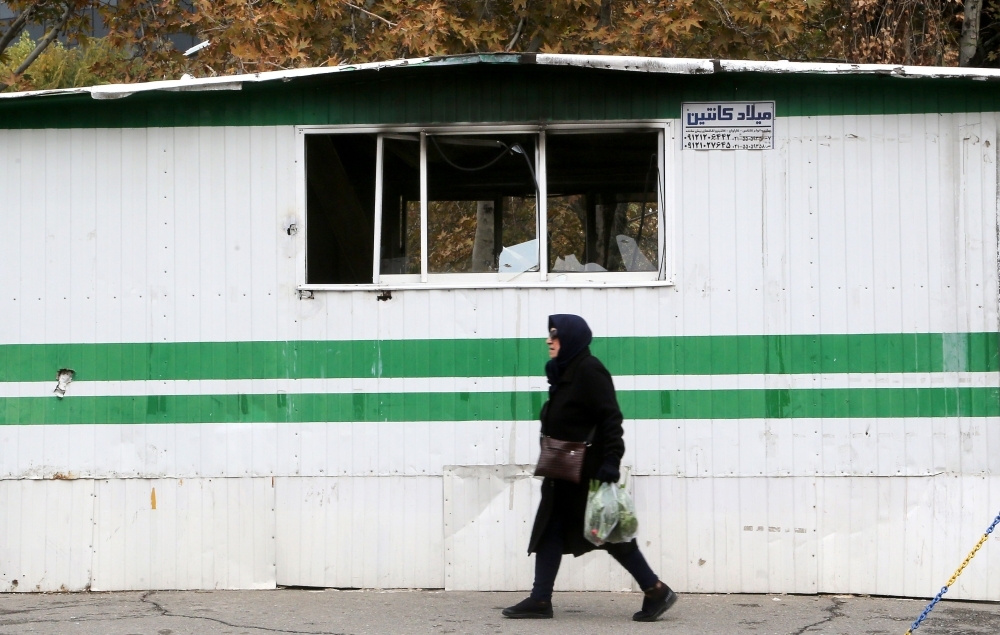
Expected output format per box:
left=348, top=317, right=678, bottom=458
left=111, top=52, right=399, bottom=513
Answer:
left=546, top=328, right=560, bottom=359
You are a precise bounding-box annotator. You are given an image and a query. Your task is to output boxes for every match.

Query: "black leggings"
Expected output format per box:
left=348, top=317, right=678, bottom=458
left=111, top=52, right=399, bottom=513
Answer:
left=530, top=515, right=659, bottom=602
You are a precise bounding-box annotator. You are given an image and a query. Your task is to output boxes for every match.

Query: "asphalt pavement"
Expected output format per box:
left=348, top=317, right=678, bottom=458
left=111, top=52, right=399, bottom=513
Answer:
left=2, top=589, right=1000, bottom=635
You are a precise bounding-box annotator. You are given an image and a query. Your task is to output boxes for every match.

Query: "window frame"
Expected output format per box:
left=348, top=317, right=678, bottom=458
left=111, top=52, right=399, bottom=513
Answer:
left=296, top=120, right=673, bottom=290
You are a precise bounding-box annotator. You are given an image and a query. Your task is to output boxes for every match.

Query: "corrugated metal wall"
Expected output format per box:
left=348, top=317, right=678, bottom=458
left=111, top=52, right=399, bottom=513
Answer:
left=1, top=112, right=998, bottom=597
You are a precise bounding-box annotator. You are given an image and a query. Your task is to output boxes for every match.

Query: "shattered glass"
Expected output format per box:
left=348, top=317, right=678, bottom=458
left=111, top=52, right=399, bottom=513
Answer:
left=498, top=239, right=539, bottom=280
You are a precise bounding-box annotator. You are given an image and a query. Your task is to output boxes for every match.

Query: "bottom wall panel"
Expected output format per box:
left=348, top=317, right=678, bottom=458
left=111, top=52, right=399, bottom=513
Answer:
left=0, top=479, right=95, bottom=592
left=647, top=475, right=1000, bottom=600
left=274, top=476, right=444, bottom=589
left=443, top=465, right=635, bottom=592
left=91, top=477, right=276, bottom=591
left=444, top=472, right=1000, bottom=600
left=814, top=475, right=1000, bottom=600
left=635, top=475, right=819, bottom=595
left=1, top=474, right=998, bottom=598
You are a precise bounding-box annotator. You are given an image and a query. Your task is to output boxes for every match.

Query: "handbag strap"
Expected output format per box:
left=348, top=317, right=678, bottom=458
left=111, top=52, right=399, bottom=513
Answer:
left=542, top=424, right=599, bottom=446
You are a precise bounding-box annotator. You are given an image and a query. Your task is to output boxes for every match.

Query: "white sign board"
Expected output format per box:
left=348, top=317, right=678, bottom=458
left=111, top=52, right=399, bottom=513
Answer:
left=682, top=102, right=775, bottom=150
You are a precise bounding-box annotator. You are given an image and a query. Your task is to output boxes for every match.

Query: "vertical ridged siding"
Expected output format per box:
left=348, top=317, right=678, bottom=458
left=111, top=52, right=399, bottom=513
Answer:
left=0, top=104, right=998, bottom=596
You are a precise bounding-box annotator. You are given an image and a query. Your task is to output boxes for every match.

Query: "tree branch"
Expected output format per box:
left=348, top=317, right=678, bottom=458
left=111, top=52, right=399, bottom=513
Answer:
left=0, top=2, right=39, bottom=57
left=0, top=2, right=73, bottom=91
left=340, top=1, right=396, bottom=27
left=504, top=16, right=525, bottom=52
left=707, top=0, right=756, bottom=39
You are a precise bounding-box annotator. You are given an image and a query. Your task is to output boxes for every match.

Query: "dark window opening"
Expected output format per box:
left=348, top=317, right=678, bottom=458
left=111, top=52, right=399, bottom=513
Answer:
left=306, top=126, right=663, bottom=285
left=306, top=134, right=377, bottom=284
left=546, top=132, right=659, bottom=273
left=425, top=134, right=538, bottom=274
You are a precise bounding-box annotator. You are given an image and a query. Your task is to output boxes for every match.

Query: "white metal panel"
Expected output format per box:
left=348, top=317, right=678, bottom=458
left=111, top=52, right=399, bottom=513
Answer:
left=732, top=149, right=766, bottom=336
left=813, top=116, right=851, bottom=479
left=0, top=479, right=95, bottom=592
left=16, top=129, right=44, bottom=347
left=443, top=465, right=633, bottom=592
left=685, top=475, right=716, bottom=591
left=0, top=131, right=21, bottom=348
left=275, top=476, right=443, bottom=588
left=815, top=475, right=1000, bottom=601
left=91, top=477, right=275, bottom=590
left=637, top=475, right=818, bottom=595
left=0, top=472, right=995, bottom=597
left=1, top=110, right=999, bottom=597
left=443, top=471, right=823, bottom=595
left=94, top=128, right=123, bottom=344
left=9, top=370, right=998, bottom=397
left=4, top=418, right=1000, bottom=481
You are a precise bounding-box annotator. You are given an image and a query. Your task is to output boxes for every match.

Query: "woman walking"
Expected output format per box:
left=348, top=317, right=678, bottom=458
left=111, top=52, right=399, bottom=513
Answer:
left=502, top=314, right=677, bottom=621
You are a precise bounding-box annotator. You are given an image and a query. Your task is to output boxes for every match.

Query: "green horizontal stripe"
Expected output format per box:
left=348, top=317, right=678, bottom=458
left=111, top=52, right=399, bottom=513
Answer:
left=1, top=333, right=996, bottom=383
left=2, top=387, right=998, bottom=424
left=4, top=64, right=1000, bottom=130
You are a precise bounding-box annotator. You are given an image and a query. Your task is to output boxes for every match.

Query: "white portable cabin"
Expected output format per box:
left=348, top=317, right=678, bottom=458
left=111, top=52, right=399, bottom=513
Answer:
left=1, top=54, right=999, bottom=599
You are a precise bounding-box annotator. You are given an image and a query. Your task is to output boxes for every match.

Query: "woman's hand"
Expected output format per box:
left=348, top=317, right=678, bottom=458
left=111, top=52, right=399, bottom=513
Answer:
left=595, top=462, right=620, bottom=483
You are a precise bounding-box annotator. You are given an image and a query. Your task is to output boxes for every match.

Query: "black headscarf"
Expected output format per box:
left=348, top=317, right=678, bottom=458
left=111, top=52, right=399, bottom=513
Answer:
left=544, top=314, right=593, bottom=394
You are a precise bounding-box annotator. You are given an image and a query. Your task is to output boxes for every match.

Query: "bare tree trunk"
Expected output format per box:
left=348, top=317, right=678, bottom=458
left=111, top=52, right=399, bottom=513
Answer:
left=0, top=3, right=38, bottom=57
left=471, top=201, right=495, bottom=272
left=592, top=0, right=612, bottom=52
left=598, top=0, right=613, bottom=27
left=961, top=0, right=984, bottom=66
left=0, top=3, right=74, bottom=92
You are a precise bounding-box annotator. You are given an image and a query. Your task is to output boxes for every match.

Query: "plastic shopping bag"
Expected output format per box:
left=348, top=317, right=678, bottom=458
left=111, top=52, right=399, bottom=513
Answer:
left=605, top=482, right=638, bottom=544
left=584, top=480, right=620, bottom=546
left=584, top=478, right=639, bottom=546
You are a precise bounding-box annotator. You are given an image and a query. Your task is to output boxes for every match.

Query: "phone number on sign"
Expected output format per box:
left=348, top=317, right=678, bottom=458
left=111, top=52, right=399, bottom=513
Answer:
left=683, top=130, right=772, bottom=149
left=684, top=140, right=772, bottom=149
left=683, top=130, right=772, bottom=141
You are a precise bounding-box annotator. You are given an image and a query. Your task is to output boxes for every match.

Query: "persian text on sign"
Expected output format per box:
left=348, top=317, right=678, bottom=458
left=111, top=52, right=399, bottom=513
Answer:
left=682, top=102, right=775, bottom=150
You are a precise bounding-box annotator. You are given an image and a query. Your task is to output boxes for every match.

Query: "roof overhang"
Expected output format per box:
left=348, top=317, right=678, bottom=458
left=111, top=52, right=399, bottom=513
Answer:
left=3, top=52, right=999, bottom=102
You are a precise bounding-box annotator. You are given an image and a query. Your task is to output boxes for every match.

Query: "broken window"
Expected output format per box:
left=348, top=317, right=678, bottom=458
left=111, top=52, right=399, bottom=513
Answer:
left=379, top=136, right=421, bottom=275
left=425, top=134, right=539, bottom=275
left=301, top=124, right=665, bottom=287
left=546, top=131, right=660, bottom=273
left=306, top=134, right=378, bottom=284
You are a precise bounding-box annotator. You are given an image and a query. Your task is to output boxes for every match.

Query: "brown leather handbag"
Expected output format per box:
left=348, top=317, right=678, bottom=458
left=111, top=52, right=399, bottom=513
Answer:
left=534, top=427, right=597, bottom=484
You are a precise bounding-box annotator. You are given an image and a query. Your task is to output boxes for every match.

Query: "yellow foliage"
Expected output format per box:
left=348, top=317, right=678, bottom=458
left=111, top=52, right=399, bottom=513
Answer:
left=1, top=0, right=974, bottom=91
left=0, top=32, right=145, bottom=92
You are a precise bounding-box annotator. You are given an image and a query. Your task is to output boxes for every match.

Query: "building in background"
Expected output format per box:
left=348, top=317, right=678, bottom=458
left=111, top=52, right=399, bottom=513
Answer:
left=0, top=54, right=998, bottom=598
left=0, top=1, right=196, bottom=49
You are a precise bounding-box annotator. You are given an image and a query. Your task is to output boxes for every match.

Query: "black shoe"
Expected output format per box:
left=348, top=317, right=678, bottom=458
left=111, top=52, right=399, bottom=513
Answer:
left=502, top=597, right=554, bottom=619
left=632, top=581, right=677, bottom=622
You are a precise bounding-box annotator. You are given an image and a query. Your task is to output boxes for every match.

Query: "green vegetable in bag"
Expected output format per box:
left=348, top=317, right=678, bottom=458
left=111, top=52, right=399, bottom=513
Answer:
left=584, top=478, right=639, bottom=546
left=605, top=483, right=639, bottom=543
left=584, top=480, right=620, bottom=546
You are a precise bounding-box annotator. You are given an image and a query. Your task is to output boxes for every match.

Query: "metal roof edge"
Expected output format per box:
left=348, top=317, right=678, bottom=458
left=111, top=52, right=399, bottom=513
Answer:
left=535, top=54, right=715, bottom=74
left=536, top=54, right=1000, bottom=80
left=716, top=58, right=1000, bottom=80
left=4, top=52, right=1000, bottom=101
left=0, top=56, right=436, bottom=100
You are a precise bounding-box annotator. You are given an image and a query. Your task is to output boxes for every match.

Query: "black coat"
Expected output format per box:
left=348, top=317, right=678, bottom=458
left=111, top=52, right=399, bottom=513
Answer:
left=527, top=348, right=631, bottom=556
